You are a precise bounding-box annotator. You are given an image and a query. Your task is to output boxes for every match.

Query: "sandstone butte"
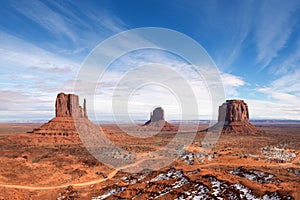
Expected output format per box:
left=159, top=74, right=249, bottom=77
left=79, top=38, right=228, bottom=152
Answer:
left=30, top=92, right=96, bottom=137
left=208, top=99, right=264, bottom=134
left=143, top=107, right=178, bottom=131
left=31, top=94, right=262, bottom=135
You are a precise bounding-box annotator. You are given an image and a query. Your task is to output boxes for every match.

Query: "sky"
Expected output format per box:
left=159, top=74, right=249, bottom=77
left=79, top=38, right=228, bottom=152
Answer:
left=1, top=0, right=300, bottom=122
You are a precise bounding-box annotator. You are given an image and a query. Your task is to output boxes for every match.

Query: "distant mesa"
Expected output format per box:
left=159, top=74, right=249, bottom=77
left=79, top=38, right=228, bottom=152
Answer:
left=30, top=92, right=95, bottom=137
left=144, top=107, right=165, bottom=125
left=143, top=107, right=177, bottom=131
left=209, top=99, right=264, bottom=134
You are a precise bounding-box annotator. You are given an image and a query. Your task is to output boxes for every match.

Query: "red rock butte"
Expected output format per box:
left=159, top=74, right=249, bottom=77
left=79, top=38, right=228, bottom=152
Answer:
left=30, top=93, right=96, bottom=137
left=210, top=99, right=264, bottom=134
left=143, top=107, right=177, bottom=131
left=55, top=92, right=88, bottom=118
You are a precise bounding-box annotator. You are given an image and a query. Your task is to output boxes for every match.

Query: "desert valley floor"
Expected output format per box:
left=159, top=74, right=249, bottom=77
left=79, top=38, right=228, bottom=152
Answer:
left=0, top=122, right=299, bottom=200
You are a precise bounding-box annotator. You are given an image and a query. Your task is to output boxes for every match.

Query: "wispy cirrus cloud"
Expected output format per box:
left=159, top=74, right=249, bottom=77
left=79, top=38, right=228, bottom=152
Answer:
left=0, top=32, right=78, bottom=95
left=88, top=49, right=245, bottom=121
left=255, top=0, right=300, bottom=69
left=182, top=1, right=254, bottom=70
left=258, top=87, right=300, bottom=104
left=6, top=0, right=128, bottom=58
left=270, top=36, right=300, bottom=75
left=271, top=69, right=300, bottom=94
left=0, top=0, right=129, bottom=121
left=0, top=32, right=78, bottom=70
left=221, top=73, right=245, bottom=97
left=2, top=0, right=300, bottom=121
left=10, top=0, right=77, bottom=41
left=246, top=99, right=300, bottom=120
left=256, top=69, right=300, bottom=119
left=0, top=90, right=55, bottom=121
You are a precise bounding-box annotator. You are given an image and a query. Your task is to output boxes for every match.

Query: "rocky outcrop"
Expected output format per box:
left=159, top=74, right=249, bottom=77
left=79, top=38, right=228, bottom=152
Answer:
left=208, top=100, right=264, bottom=134
left=31, top=92, right=95, bottom=137
left=218, top=100, right=249, bottom=123
left=55, top=93, right=87, bottom=118
left=143, top=107, right=177, bottom=131
left=144, top=107, right=165, bottom=125
left=31, top=117, right=92, bottom=137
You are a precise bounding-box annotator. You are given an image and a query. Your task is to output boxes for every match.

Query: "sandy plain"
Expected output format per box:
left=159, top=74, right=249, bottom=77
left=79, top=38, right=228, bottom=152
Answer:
left=0, top=122, right=299, bottom=199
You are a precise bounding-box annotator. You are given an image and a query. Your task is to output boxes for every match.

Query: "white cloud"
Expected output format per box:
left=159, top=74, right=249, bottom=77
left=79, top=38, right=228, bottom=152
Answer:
left=213, top=1, right=253, bottom=70
left=0, top=32, right=80, bottom=98
left=255, top=0, right=300, bottom=69
left=93, top=63, right=211, bottom=121
left=88, top=50, right=247, bottom=122
left=271, top=39, right=300, bottom=75
left=221, top=73, right=245, bottom=97
left=11, top=0, right=76, bottom=41
left=247, top=99, right=300, bottom=120
left=20, top=74, right=37, bottom=79
left=6, top=0, right=128, bottom=59
left=0, top=32, right=82, bottom=121
left=0, top=32, right=79, bottom=71
left=271, top=69, right=300, bottom=93
left=258, top=87, right=300, bottom=104
left=255, top=69, right=300, bottom=119
left=0, top=90, right=55, bottom=121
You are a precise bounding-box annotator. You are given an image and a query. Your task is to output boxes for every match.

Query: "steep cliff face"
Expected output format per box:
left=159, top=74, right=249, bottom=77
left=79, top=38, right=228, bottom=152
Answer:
left=143, top=107, right=177, bottom=131
left=31, top=92, right=93, bottom=137
left=218, top=100, right=249, bottom=123
left=145, top=107, right=165, bottom=125
left=55, top=93, right=87, bottom=118
left=210, top=99, right=264, bottom=134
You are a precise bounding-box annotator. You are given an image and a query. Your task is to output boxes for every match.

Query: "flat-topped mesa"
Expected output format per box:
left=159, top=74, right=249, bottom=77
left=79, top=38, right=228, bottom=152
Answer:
left=208, top=99, right=264, bottom=134
left=55, top=93, right=87, bottom=118
left=218, top=99, right=249, bottom=124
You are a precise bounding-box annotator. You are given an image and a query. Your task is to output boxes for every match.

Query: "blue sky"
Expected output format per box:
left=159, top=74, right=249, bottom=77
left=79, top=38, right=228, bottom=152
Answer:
left=1, top=0, right=300, bottom=121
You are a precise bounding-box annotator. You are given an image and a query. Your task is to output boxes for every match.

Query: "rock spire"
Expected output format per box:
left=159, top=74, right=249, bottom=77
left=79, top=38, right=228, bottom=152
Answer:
left=30, top=92, right=94, bottom=137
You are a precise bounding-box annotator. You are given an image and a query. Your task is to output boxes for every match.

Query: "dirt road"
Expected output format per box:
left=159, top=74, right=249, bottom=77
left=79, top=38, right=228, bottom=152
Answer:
left=0, top=169, right=119, bottom=190
left=0, top=159, right=298, bottom=190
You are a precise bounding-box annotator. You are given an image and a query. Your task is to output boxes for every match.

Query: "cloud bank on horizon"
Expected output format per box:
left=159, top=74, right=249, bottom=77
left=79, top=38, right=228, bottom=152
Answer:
left=1, top=0, right=300, bottom=121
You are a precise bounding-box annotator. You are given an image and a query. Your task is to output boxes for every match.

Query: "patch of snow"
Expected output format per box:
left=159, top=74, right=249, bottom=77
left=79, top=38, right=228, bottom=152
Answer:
left=172, top=177, right=189, bottom=188
left=233, top=183, right=259, bottom=200
left=261, top=146, right=297, bottom=162
left=230, top=167, right=278, bottom=184
left=92, top=186, right=126, bottom=200
left=150, top=168, right=183, bottom=182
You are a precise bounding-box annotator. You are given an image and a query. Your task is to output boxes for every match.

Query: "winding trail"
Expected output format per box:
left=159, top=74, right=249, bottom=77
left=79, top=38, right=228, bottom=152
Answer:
left=0, top=169, right=119, bottom=190
left=0, top=159, right=298, bottom=190
left=0, top=157, right=149, bottom=190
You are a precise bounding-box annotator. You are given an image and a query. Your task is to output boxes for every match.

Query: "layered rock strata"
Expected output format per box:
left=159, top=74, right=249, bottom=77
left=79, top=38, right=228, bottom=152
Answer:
left=55, top=93, right=87, bottom=118
left=208, top=100, right=264, bottom=134
left=31, top=93, right=95, bottom=137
